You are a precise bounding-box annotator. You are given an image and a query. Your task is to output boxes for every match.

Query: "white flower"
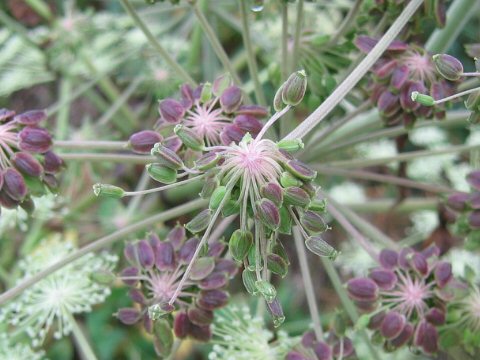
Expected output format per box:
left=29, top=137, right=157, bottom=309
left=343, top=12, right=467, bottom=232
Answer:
left=336, top=241, right=376, bottom=277
left=409, top=126, right=447, bottom=148
left=407, top=210, right=439, bottom=237
left=444, top=248, right=480, bottom=282
left=329, top=181, right=367, bottom=204
left=209, top=305, right=296, bottom=360
left=0, top=234, right=117, bottom=347
left=0, top=333, right=45, bottom=360
left=445, top=162, right=473, bottom=192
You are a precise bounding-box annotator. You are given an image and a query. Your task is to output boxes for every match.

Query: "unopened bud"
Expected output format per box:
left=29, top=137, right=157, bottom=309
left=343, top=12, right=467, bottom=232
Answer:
left=267, top=253, right=288, bottom=277
left=90, top=270, right=116, bottom=285
left=280, top=171, right=302, bottom=188
left=194, top=152, right=220, bottom=171
left=212, top=74, right=232, bottom=97
left=300, top=210, right=328, bottom=234
left=186, top=209, right=211, bottom=233
left=220, top=86, right=243, bottom=113
left=305, top=236, right=338, bottom=259
left=433, top=54, right=463, bottom=81
left=277, top=139, right=304, bottom=152
left=200, top=82, right=213, bottom=103
left=93, top=183, right=125, bottom=198
left=229, top=230, right=253, bottom=262
left=273, top=83, right=286, bottom=112
left=281, top=70, right=307, bottom=106
left=151, top=143, right=183, bottom=169
left=129, top=130, right=162, bottom=154
left=174, top=124, right=204, bottom=151
left=146, top=163, right=177, bottom=184
left=209, top=186, right=229, bottom=210
left=257, top=198, right=280, bottom=230
left=159, top=98, right=185, bottom=123
left=260, top=182, right=283, bottom=207
left=242, top=268, right=258, bottom=295
left=411, top=92, right=435, bottom=106
left=255, top=280, right=276, bottom=303
left=153, top=318, right=174, bottom=358
left=283, top=187, right=310, bottom=208
left=284, top=160, right=317, bottom=181
left=266, top=298, right=285, bottom=328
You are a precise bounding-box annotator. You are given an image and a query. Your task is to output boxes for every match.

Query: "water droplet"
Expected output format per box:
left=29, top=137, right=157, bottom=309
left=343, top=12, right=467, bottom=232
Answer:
left=251, top=0, right=264, bottom=12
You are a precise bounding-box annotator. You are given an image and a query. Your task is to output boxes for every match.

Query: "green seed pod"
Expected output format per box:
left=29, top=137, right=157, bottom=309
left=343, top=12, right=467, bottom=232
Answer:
left=151, top=143, right=183, bottom=169
left=89, top=270, right=116, bottom=285
left=200, top=82, right=213, bottom=103
left=221, top=200, right=240, bottom=217
left=229, top=229, right=254, bottom=262
left=242, top=269, right=258, bottom=295
left=305, top=236, right=338, bottom=259
left=153, top=318, right=174, bottom=358
left=255, top=280, right=277, bottom=303
left=186, top=209, right=211, bottom=233
left=432, top=54, right=464, bottom=81
left=267, top=253, right=288, bottom=277
left=280, top=171, right=303, bottom=188
left=93, top=183, right=125, bottom=198
left=212, top=74, right=232, bottom=97
left=283, top=187, right=310, bottom=208
left=465, top=90, right=480, bottom=110
left=273, top=83, right=286, bottom=112
left=278, top=206, right=292, bottom=234
left=200, top=176, right=219, bottom=199
left=309, top=197, right=327, bottom=212
left=174, top=124, right=205, bottom=151
left=209, top=186, right=229, bottom=210
left=146, top=163, right=177, bottom=184
left=277, top=139, right=304, bottom=152
left=410, top=91, right=435, bottom=107
left=281, top=70, right=307, bottom=106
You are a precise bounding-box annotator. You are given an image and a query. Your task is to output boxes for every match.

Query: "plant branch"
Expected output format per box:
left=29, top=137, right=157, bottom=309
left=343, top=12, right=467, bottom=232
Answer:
left=291, top=0, right=304, bottom=72
left=54, top=140, right=128, bottom=150
left=60, top=153, right=155, bottom=164
left=328, top=0, right=364, bottom=46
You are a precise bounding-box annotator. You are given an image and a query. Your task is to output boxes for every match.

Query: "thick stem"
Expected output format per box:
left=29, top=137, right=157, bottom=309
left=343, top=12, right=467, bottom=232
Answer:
left=283, top=0, right=424, bottom=141
left=0, top=199, right=207, bottom=305
left=328, top=0, right=363, bottom=46
left=54, top=140, right=128, bottom=150
left=60, top=153, right=155, bottom=164
left=68, top=313, right=98, bottom=360
left=293, top=227, right=323, bottom=341
left=120, top=0, right=196, bottom=86
left=291, top=0, right=304, bottom=72
left=347, top=198, right=438, bottom=213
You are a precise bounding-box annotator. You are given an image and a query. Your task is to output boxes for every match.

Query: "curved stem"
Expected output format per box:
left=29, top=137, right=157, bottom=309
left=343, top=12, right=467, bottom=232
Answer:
left=68, top=313, right=98, bottom=360
left=255, top=105, right=291, bottom=141
left=123, top=175, right=204, bottom=196
left=0, top=199, right=207, bottom=305
left=283, top=0, right=424, bottom=141
left=54, top=140, right=128, bottom=150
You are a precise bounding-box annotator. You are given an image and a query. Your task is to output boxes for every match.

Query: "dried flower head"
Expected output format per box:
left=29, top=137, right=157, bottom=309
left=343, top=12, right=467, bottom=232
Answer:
left=287, top=330, right=355, bottom=360
left=0, top=234, right=117, bottom=347
left=0, top=109, right=63, bottom=211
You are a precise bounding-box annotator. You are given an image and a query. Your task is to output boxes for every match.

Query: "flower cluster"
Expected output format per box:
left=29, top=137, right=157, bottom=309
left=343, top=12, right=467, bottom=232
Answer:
left=356, top=36, right=455, bottom=127
left=0, top=333, right=45, bottom=360
left=286, top=330, right=355, bottom=360
left=346, top=246, right=454, bottom=354
left=0, top=109, right=63, bottom=211
left=0, top=235, right=117, bottom=347
left=116, top=226, right=237, bottom=356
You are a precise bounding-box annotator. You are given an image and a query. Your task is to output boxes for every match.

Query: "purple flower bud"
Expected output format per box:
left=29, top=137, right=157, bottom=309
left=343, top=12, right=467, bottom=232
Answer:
left=173, top=311, right=190, bottom=338
left=138, top=240, right=155, bottom=269
left=266, top=298, right=285, bottom=327
left=129, top=288, right=146, bottom=305
left=237, top=105, right=268, bottom=118
left=43, top=151, right=64, bottom=173
left=174, top=124, right=204, bottom=151
left=207, top=241, right=225, bottom=257
left=117, top=308, right=140, bottom=325
left=0, top=191, right=20, bottom=209
left=300, top=210, right=328, bottom=234
left=158, top=99, right=185, bottom=123
left=369, top=269, right=397, bottom=290
left=179, top=237, right=200, bottom=264
left=313, top=341, right=332, bottom=360
left=43, top=173, right=59, bottom=191
left=347, top=278, right=379, bottom=302
left=420, top=245, right=440, bottom=259
left=260, top=182, right=283, bottom=207
left=467, top=171, right=480, bottom=191
left=167, top=225, right=186, bottom=250
left=187, top=307, right=214, bottom=326
left=3, top=168, right=27, bottom=201
left=446, top=192, right=470, bottom=211
left=390, top=65, right=409, bottom=90
left=283, top=187, right=310, bottom=208
left=194, top=152, right=220, bottom=171
left=368, top=311, right=385, bottom=330
left=214, top=259, right=238, bottom=277
left=355, top=35, right=378, bottom=53
left=398, top=248, right=414, bottom=269
left=14, top=110, right=46, bottom=125
left=284, top=160, right=317, bottom=181
left=155, top=241, right=176, bottom=271
left=199, top=271, right=227, bottom=290
left=197, top=289, right=229, bottom=310
left=425, top=307, right=445, bottom=325
left=124, top=243, right=138, bottom=265
left=12, top=152, right=43, bottom=177
left=420, top=322, right=438, bottom=354
left=400, top=82, right=424, bottom=110
left=129, top=130, right=162, bottom=154
left=286, top=351, right=309, bottom=360
left=233, top=114, right=263, bottom=135
left=190, top=257, right=215, bottom=280
left=381, top=311, right=406, bottom=339
left=220, top=125, right=244, bottom=145
left=301, top=331, right=316, bottom=347
left=151, top=143, right=183, bottom=170
left=433, top=54, right=463, bottom=81
left=18, top=127, right=52, bottom=153
left=411, top=253, right=428, bottom=276
left=180, top=84, right=194, bottom=108
left=257, top=198, right=280, bottom=230
left=163, top=136, right=182, bottom=152
left=374, top=60, right=397, bottom=78
left=434, top=261, right=452, bottom=288
left=220, top=86, right=243, bottom=113
left=0, top=108, right=16, bottom=122
left=390, top=322, right=414, bottom=348
left=333, top=338, right=354, bottom=358
left=148, top=233, right=161, bottom=253
left=188, top=323, right=212, bottom=342
left=377, top=91, right=399, bottom=117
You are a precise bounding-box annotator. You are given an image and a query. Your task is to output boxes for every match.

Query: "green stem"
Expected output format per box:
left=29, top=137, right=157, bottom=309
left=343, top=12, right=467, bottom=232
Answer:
left=281, top=3, right=289, bottom=82
left=126, top=170, right=151, bottom=218
left=56, top=77, right=72, bottom=140
left=293, top=227, right=323, bottom=341
left=425, top=0, right=480, bottom=53
left=25, top=0, right=53, bottom=22
left=347, top=198, right=438, bottom=213
left=433, top=86, right=480, bottom=105
left=0, top=199, right=207, bottom=305
left=291, top=0, right=304, bottom=72
left=54, top=140, right=128, bottom=150
left=67, top=313, right=98, bottom=360
left=283, top=0, right=424, bottom=141
left=120, top=0, right=196, bottom=86
left=239, top=0, right=266, bottom=106
left=60, top=153, right=154, bottom=164
left=328, top=0, right=363, bottom=46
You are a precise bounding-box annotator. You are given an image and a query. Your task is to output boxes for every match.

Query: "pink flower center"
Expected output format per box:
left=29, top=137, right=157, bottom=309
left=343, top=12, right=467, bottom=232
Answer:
left=0, top=122, right=18, bottom=169
left=400, top=51, right=436, bottom=84
left=185, top=102, right=230, bottom=146
left=149, top=273, right=176, bottom=302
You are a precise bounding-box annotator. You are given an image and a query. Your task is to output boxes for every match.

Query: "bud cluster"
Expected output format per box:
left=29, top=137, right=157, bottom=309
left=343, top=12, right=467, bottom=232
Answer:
left=0, top=109, right=64, bottom=211
left=346, top=246, right=455, bottom=354
left=286, top=330, right=355, bottom=360
left=116, top=226, right=237, bottom=357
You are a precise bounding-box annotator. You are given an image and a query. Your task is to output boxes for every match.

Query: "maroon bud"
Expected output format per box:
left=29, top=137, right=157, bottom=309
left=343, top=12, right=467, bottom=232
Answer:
left=430, top=82, right=447, bottom=101
left=12, top=152, right=43, bottom=177
left=381, top=311, right=406, bottom=339
left=117, top=308, right=140, bottom=325
left=207, top=241, right=225, bottom=257
left=220, top=125, right=244, bottom=145
left=155, top=241, right=176, bottom=271
left=199, top=271, right=228, bottom=290
left=390, top=322, right=414, bottom=348
left=14, top=109, right=46, bottom=125
left=286, top=351, right=309, bottom=360
left=301, top=331, right=316, bottom=347
left=260, top=182, right=283, bottom=207
left=43, top=151, right=64, bottom=173
left=368, top=311, right=385, bottom=330
left=148, top=233, right=161, bottom=253
left=163, top=136, right=182, bottom=152
left=390, top=65, right=409, bottom=90
left=18, top=127, right=52, bottom=153
left=124, top=243, right=138, bottom=264
left=180, top=84, right=194, bottom=108
left=179, top=237, right=200, bottom=264
left=151, top=143, right=183, bottom=170
left=433, top=54, right=463, bottom=81
left=421, top=323, right=439, bottom=354
left=266, top=298, right=285, bottom=327
left=188, top=323, right=212, bottom=342
left=313, top=341, right=332, bottom=360
left=420, top=245, right=440, bottom=259
left=333, top=338, right=354, bottom=358
left=425, top=308, right=445, bottom=325
left=129, top=130, right=162, bottom=154
left=237, top=105, right=268, bottom=118
left=0, top=190, right=20, bottom=209
left=283, top=187, right=310, bottom=208
left=257, top=198, right=280, bottom=230
left=377, top=91, right=399, bottom=117
left=468, top=171, right=480, bottom=191
left=446, top=192, right=469, bottom=211
left=346, top=278, right=379, bottom=302
left=190, top=257, right=215, bottom=280
left=355, top=299, right=377, bottom=312
left=194, top=152, right=220, bottom=171
left=398, top=248, right=414, bottom=269
left=159, top=99, right=185, bottom=123
left=470, top=193, right=480, bottom=209
left=355, top=36, right=378, bottom=53
left=129, top=289, right=146, bottom=305
left=400, top=82, right=424, bottom=110
left=233, top=115, right=263, bottom=135
left=374, top=60, right=397, bottom=78
left=220, top=86, right=243, bottom=113
left=137, top=240, right=155, bottom=269
left=369, top=269, right=397, bottom=290
left=167, top=225, right=186, bottom=250
left=3, top=168, right=27, bottom=201
left=0, top=108, right=15, bottom=122
left=173, top=311, right=190, bottom=338
left=285, top=160, right=317, bottom=181
left=120, top=266, right=139, bottom=287
left=411, top=253, right=428, bottom=276
left=197, top=289, right=229, bottom=310
left=214, top=259, right=238, bottom=277
left=187, top=307, right=214, bottom=326
left=43, top=173, right=59, bottom=191
left=434, top=261, right=452, bottom=288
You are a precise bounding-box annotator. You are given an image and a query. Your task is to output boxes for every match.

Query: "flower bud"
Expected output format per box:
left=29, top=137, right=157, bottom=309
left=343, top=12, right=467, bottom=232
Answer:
left=151, top=143, right=184, bottom=170
left=273, top=83, right=286, bottom=112
left=117, top=308, right=140, bottom=325
left=411, top=253, right=428, bottom=276
left=425, top=308, right=445, bottom=326
left=267, top=253, right=288, bottom=277
left=411, top=91, right=435, bottom=106
left=229, top=229, right=253, bottom=262
left=188, top=323, right=212, bottom=342
left=233, top=114, right=263, bottom=135
left=237, top=104, right=269, bottom=118
left=390, top=65, right=409, bottom=90
left=129, top=130, right=162, bottom=154
left=467, top=171, right=480, bottom=191
left=465, top=90, right=480, bottom=110
left=266, top=298, right=285, bottom=327
left=220, top=125, right=244, bottom=145
left=188, top=307, right=214, bottom=326
left=43, top=150, right=64, bottom=173
left=446, top=192, right=470, bottom=210
left=2, top=168, right=27, bottom=201
left=197, top=289, right=229, bottom=310
left=199, top=271, right=227, bottom=290
left=209, top=186, right=229, bottom=210
left=153, top=318, right=173, bottom=358
left=212, top=74, right=232, bottom=97
left=279, top=206, right=292, bottom=234
left=390, top=322, right=414, bottom=348
left=379, top=249, right=398, bottom=269
left=284, top=160, right=317, bottom=181
left=159, top=98, right=185, bottom=123
left=200, top=82, right=212, bottom=103
left=305, top=236, right=338, bottom=259
left=242, top=268, right=258, bottom=295
left=281, top=70, right=307, bottom=106
left=346, top=278, right=378, bottom=302
left=186, top=210, right=211, bottom=234
left=194, top=152, right=220, bottom=171
left=173, top=311, right=190, bottom=338
left=434, top=261, right=452, bottom=288
left=155, top=241, right=176, bottom=271
left=280, top=171, right=303, bottom=188
left=369, top=269, right=396, bottom=290
left=381, top=311, right=406, bottom=339
left=120, top=266, right=139, bottom=286
left=138, top=240, right=155, bottom=269
left=260, top=182, right=283, bottom=207
left=14, top=109, right=46, bottom=125
left=18, top=127, right=52, bottom=153
left=277, top=139, right=304, bottom=152
left=300, top=210, right=328, bottom=234
left=168, top=225, right=186, bottom=249
left=220, top=86, right=243, bottom=113
left=190, top=257, right=215, bottom=280
left=377, top=91, right=399, bottom=116
left=179, top=237, right=200, bottom=264
left=174, top=124, right=204, bottom=151
left=93, top=183, right=125, bottom=198
left=308, top=197, right=327, bottom=212
left=255, top=280, right=276, bottom=303
left=146, top=163, right=177, bottom=184
left=283, top=187, right=310, bottom=208
left=12, top=152, right=43, bottom=178
left=257, top=198, right=280, bottom=230
left=129, top=288, right=146, bottom=305
left=89, top=269, right=116, bottom=285
left=433, top=54, right=463, bottom=81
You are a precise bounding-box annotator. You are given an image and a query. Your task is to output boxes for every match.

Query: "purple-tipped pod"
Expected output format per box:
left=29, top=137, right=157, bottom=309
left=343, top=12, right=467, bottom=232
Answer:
left=446, top=192, right=470, bottom=211
left=207, top=241, right=225, bottom=257
left=220, top=86, right=243, bottom=113
left=18, top=127, right=52, bottom=153
left=148, top=233, right=161, bottom=253
left=154, top=241, right=176, bottom=271
left=286, top=351, right=309, bottom=360
left=214, top=259, right=238, bottom=277
left=255, top=280, right=277, bottom=303
left=374, top=59, right=397, bottom=78
left=124, top=243, right=138, bottom=265
left=260, top=182, right=283, bottom=207
left=333, top=338, right=354, bottom=358
left=180, top=84, right=194, bottom=108
left=194, top=152, right=220, bottom=171
left=0, top=190, right=19, bottom=209
left=280, top=171, right=303, bottom=188
left=173, top=311, right=190, bottom=338
left=284, top=160, right=317, bottom=181
left=267, top=253, right=288, bottom=278
left=368, top=311, right=385, bottom=330
left=174, top=124, right=204, bottom=151
left=14, top=109, right=46, bottom=125
left=237, top=104, right=268, bottom=118
left=129, top=130, right=162, bottom=154
left=188, top=323, right=212, bottom=342
left=411, top=253, right=428, bottom=276
left=117, top=308, right=140, bottom=325
left=199, top=271, right=227, bottom=290
left=433, top=54, right=463, bottom=81
left=467, top=171, right=480, bottom=191
left=273, top=83, right=286, bottom=112
left=257, top=199, right=280, bottom=230
left=355, top=35, right=378, bottom=52
left=381, top=311, right=406, bottom=339
left=347, top=278, right=379, bottom=302
left=425, top=307, right=445, bottom=326
left=138, top=240, right=155, bottom=269
left=434, top=261, right=452, bottom=288
left=12, top=152, right=43, bottom=177
left=0, top=108, right=16, bottom=121
left=390, top=322, right=414, bottom=348
left=377, top=91, right=399, bottom=117
left=369, top=269, right=397, bottom=290
left=390, top=65, right=409, bottom=90
left=212, top=73, right=232, bottom=97
left=229, top=229, right=253, bottom=262
left=283, top=187, right=310, bottom=207
left=153, top=319, right=173, bottom=358
left=151, top=143, right=183, bottom=170
left=190, top=257, right=215, bottom=280
left=167, top=224, right=186, bottom=250
left=159, top=98, right=185, bottom=123
left=186, top=210, right=211, bottom=234
left=398, top=248, right=414, bottom=269
left=300, top=210, right=328, bottom=234
left=420, top=245, right=440, bottom=259
left=129, top=288, right=146, bottom=305
left=163, top=136, right=182, bottom=153
left=188, top=307, right=214, bottom=326
left=43, top=151, right=64, bottom=173
left=305, top=236, right=338, bottom=259
left=312, top=341, right=332, bottom=360
left=469, top=210, right=480, bottom=228
left=233, top=114, right=263, bottom=134
left=420, top=322, right=439, bottom=354
left=197, top=289, right=229, bottom=310
left=178, top=237, right=200, bottom=264
left=266, top=298, right=285, bottom=327
left=282, top=70, right=308, bottom=106
left=3, top=168, right=27, bottom=201
left=220, top=124, right=244, bottom=145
